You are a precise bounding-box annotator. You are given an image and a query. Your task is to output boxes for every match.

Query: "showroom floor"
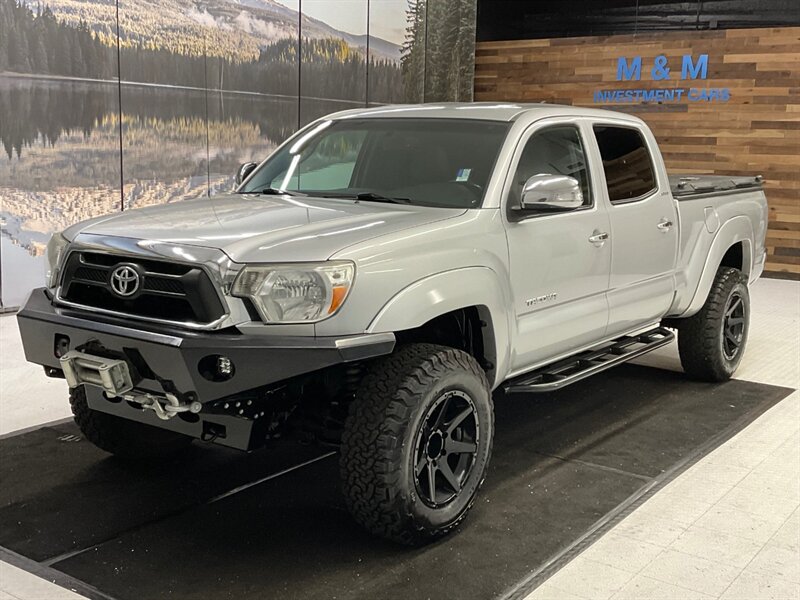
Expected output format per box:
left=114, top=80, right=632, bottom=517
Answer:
left=521, top=277, right=800, bottom=600
left=0, top=278, right=798, bottom=600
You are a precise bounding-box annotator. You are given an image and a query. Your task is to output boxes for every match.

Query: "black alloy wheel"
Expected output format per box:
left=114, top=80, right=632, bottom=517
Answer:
left=722, top=291, right=746, bottom=360
left=340, top=343, right=494, bottom=545
left=413, top=390, right=480, bottom=508
left=677, top=266, right=750, bottom=382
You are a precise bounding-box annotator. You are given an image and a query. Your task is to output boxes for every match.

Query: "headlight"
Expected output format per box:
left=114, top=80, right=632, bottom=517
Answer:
left=232, top=262, right=355, bottom=323
left=45, top=232, right=69, bottom=289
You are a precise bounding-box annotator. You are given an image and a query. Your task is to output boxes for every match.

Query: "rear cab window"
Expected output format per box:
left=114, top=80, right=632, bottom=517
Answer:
left=593, top=125, right=657, bottom=204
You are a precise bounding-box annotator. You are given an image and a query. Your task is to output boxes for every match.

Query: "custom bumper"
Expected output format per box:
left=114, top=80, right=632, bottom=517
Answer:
left=17, top=289, right=395, bottom=449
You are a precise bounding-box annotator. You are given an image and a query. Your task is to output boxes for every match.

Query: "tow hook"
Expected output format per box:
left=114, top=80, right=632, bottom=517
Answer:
left=119, top=392, right=202, bottom=421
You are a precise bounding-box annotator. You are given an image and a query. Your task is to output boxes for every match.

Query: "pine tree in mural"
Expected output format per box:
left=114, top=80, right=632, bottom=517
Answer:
left=0, top=0, right=478, bottom=105
left=0, top=1, right=116, bottom=79
left=424, top=0, right=476, bottom=102
left=455, top=0, right=478, bottom=101
left=0, top=0, right=404, bottom=101
left=401, top=0, right=427, bottom=103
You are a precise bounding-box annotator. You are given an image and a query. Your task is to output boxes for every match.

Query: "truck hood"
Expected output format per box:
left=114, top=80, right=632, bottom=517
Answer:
left=70, top=194, right=466, bottom=263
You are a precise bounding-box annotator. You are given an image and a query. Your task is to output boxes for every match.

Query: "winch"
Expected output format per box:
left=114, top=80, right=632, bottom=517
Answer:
left=59, top=350, right=200, bottom=420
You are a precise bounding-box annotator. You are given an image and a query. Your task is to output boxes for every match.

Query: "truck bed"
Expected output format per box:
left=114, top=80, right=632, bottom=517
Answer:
left=669, top=174, right=763, bottom=199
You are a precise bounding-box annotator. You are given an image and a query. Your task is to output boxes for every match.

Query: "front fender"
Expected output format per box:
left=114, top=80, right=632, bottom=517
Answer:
left=678, top=216, right=754, bottom=317
left=366, top=267, right=512, bottom=389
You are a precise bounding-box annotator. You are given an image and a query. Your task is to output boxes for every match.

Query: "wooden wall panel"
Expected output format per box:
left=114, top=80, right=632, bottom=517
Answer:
left=475, top=27, right=800, bottom=278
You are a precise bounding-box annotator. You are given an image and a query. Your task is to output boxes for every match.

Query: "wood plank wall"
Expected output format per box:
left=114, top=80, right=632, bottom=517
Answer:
left=475, top=27, right=800, bottom=278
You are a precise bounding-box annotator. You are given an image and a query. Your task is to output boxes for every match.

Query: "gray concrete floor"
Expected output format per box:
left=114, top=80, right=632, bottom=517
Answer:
left=528, top=278, right=800, bottom=600
left=1, top=313, right=71, bottom=436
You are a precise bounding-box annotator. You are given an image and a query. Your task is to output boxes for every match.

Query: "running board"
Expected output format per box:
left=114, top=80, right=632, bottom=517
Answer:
left=503, top=327, right=675, bottom=394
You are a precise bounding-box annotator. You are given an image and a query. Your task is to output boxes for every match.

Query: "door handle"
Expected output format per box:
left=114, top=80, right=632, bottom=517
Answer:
left=588, top=232, right=609, bottom=245
left=657, top=219, right=674, bottom=232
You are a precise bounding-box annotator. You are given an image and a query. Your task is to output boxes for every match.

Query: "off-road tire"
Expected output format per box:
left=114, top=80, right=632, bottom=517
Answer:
left=339, top=343, right=493, bottom=545
left=70, top=386, right=193, bottom=459
left=677, top=266, right=750, bottom=382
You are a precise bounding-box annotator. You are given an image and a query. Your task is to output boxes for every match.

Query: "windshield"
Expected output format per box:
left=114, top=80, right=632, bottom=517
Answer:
left=240, top=118, right=510, bottom=208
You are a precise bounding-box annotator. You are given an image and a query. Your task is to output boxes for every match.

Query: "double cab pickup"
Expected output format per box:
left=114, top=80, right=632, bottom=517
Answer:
left=18, top=103, right=768, bottom=544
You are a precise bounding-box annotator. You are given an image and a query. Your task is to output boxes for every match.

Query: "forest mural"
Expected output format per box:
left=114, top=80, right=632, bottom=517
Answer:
left=0, top=0, right=478, bottom=307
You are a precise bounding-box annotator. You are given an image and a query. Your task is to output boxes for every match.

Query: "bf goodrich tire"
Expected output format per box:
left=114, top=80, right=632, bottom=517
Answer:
left=70, top=386, right=193, bottom=459
left=677, top=267, right=750, bottom=382
left=339, top=344, right=493, bottom=545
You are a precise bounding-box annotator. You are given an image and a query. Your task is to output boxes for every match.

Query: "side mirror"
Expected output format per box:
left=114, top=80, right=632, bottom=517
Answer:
left=235, top=162, right=258, bottom=186
left=519, top=174, right=583, bottom=211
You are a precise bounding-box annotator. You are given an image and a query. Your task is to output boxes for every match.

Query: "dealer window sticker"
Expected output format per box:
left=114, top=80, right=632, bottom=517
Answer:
left=455, top=168, right=472, bottom=182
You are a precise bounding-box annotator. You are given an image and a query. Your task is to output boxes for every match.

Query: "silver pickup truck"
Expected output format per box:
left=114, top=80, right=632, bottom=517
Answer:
left=18, top=103, right=767, bottom=544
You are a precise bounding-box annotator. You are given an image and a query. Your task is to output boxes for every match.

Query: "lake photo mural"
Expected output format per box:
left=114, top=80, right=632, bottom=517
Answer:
left=0, top=0, right=478, bottom=308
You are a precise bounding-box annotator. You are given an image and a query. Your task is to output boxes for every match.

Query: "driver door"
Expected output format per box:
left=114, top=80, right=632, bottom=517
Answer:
left=504, top=120, right=612, bottom=373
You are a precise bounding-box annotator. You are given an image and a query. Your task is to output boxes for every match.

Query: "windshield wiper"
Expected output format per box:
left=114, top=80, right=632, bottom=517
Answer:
left=356, top=192, right=412, bottom=204
left=320, top=192, right=412, bottom=204
left=239, top=187, right=305, bottom=197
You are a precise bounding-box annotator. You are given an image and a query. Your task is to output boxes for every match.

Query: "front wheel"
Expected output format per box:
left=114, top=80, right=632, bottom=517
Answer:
left=677, top=266, right=750, bottom=382
left=339, top=344, right=493, bottom=545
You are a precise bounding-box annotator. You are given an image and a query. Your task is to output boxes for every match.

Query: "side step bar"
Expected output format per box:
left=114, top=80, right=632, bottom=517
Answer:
left=503, top=327, right=675, bottom=394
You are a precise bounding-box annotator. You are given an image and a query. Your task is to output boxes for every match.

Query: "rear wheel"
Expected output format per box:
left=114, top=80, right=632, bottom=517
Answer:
left=677, top=266, right=750, bottom=382
left=339, top=344, right=493, bottom=545
left=70, top=386, right=193, bottom=459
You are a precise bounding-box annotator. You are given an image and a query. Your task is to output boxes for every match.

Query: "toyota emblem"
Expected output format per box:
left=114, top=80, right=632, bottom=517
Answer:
left=110, top=265, right=141, bottom=297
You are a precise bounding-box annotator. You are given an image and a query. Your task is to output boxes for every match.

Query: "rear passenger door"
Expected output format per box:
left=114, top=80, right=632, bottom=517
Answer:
left=590, top=123, right=679, bottom=336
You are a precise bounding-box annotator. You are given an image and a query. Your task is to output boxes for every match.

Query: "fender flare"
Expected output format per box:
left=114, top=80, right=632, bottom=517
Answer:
left=681, top=216, right=753, bottom=317
left=366, top=267, right=512, bottom=388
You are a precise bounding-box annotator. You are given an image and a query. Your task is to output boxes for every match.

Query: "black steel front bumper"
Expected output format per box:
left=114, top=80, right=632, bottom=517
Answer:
left=17, top=289, right=395, bottom=449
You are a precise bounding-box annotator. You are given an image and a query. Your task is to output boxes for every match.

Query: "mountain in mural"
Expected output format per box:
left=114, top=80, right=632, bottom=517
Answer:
left=18, top=0, right=401, bottom=63
left=3, top=0, right=405, bottom=99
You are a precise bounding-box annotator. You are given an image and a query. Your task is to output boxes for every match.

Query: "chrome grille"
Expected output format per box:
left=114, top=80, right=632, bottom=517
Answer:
left=58, top=251, right=226, bottom=326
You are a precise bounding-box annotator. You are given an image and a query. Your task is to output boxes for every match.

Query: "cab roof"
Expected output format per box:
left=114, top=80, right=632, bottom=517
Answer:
left=328, top=102, right=643, bottom=124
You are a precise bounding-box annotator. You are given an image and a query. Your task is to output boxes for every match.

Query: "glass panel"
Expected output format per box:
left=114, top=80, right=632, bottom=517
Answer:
left=0, top=1, right=120, bottom=307
left=204, top=0, right=299, bottom=98
left=117, top=0, right=209, bottom=210
left=425, top=0, right=477, bottom=102
left=593, top=126, right=657, bottom=203
left=271, top=129, right=368, bottom=191
left=367, top=0, right=423, bottom=104
left=300, top=0, right=367, bottom=126
left=243, top=118, right=510, bottom=208
left=205, top=0, right=300, bottom=194
left=512, top=127, right=592, bottom=206
left=207, top=94, right=299, bottom=196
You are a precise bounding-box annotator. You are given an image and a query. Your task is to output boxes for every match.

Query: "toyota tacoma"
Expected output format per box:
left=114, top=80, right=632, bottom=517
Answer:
left=17, top=103, right=768, bottom=544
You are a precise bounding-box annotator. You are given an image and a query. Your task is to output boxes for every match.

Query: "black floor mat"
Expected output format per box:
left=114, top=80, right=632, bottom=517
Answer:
left=0, top=365, right=793, bottom=600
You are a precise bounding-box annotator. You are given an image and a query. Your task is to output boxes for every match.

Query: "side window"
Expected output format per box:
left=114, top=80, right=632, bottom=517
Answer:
left=271, top=129, right=368, bottom=191
left=510, top=126, right=592, bottom=208
left=593, top=126, right=657, bottom=203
